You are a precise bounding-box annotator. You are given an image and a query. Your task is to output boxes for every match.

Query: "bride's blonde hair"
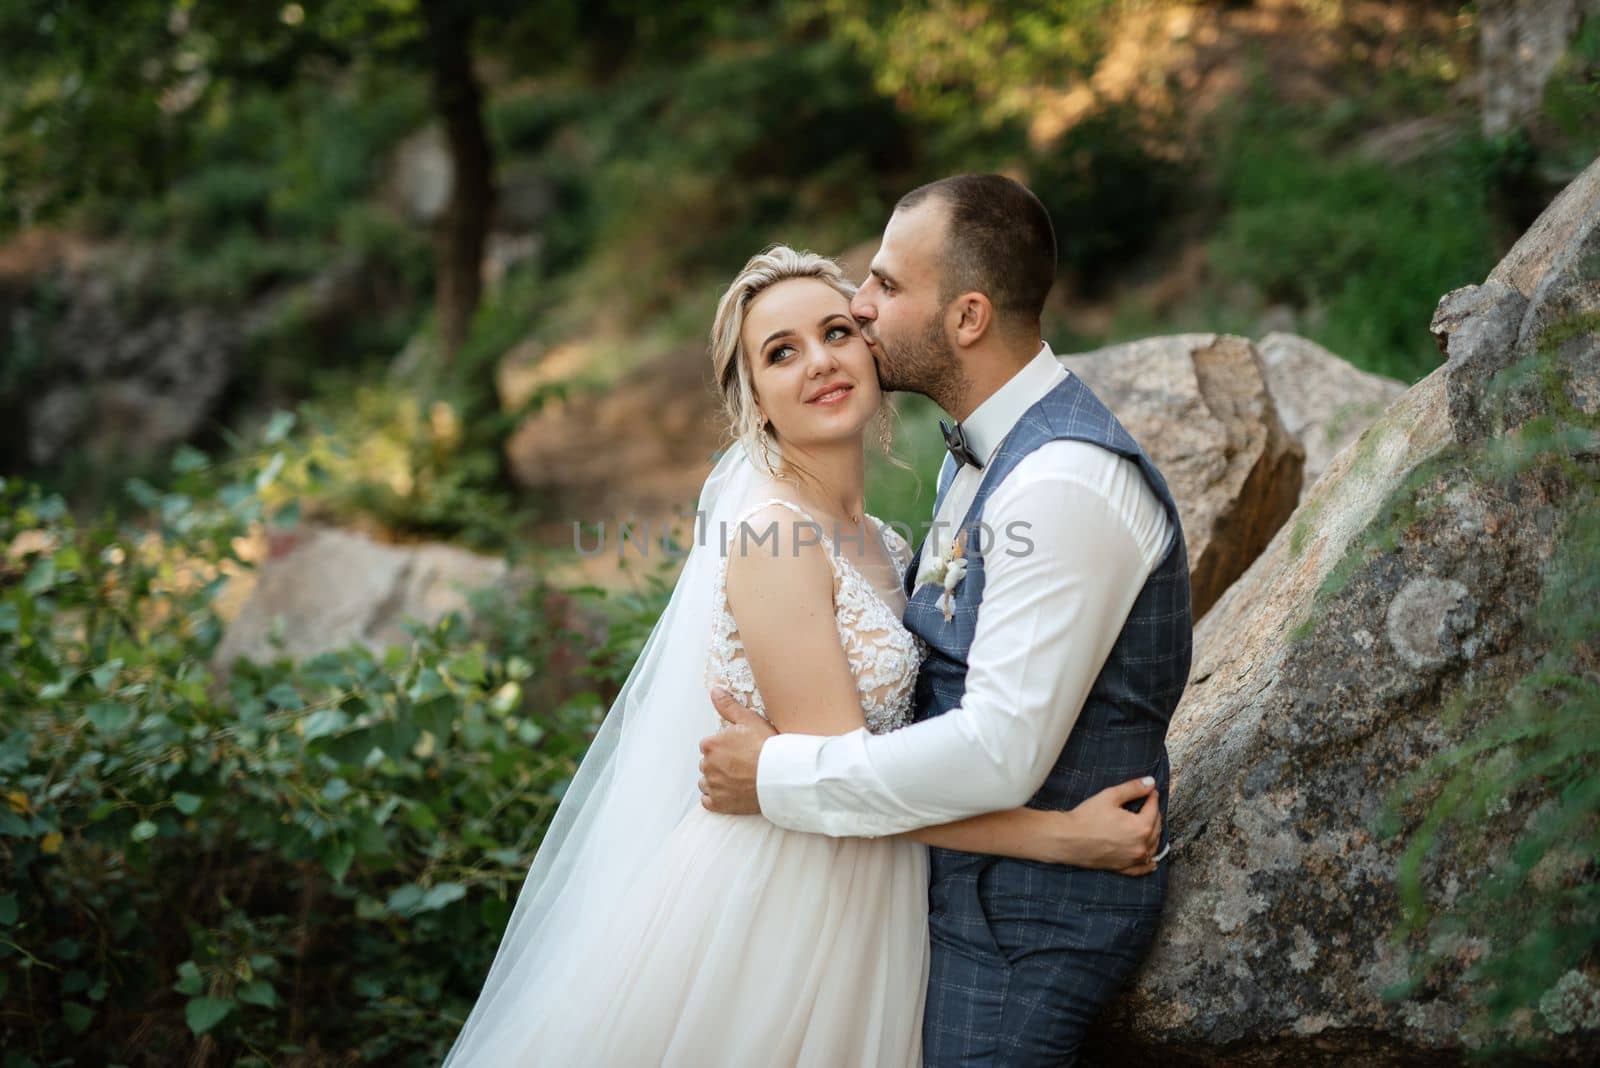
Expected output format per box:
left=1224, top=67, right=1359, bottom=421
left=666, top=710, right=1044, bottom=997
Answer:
left=710, top=245, right=896, bottom=477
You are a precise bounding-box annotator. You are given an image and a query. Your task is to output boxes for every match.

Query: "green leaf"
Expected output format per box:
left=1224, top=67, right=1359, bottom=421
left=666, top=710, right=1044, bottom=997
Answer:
left=86, top=702, right=135, bottom=733
left=403, top=802, right=437, bottom=832
left=22, top=558, right=56, bottom=594
left=255, top=452, right=286, bottom=491
left=0, top=731, right=27, bottom=772
left=130, top=820, right=159, bottom=843
left=236, top=979, right=277, bottom=1008
left=373, top=717, right=420, bottom=760
left=171, top=792, right=202, bottom=816
left=322, top=726, right=378, bottom=766
left=0, top=893, right=17, bottom=926
left=352, top=974, right=385, bottom=999
left=418, top=882, right=467, bottom=912
left=321, top=778, right=351, bottom=803
left=88, top=799, right=117, bottom=821
left=479, top=894, right=512, bottom=931
left=386, top=884, right=424, bottom=916
left=263, top=410, right=296, bottom=445
left=413, top=697, right=455, bottom=742
left=185, top=995, right=234, bottom=1035
left=0, top=602, right=19, bottom=633
left=445, top=650, right=486, bottom=685
left=265, top=683, right=304, bottom=711
left=38, top=672, right=77, bottom=700
left=406, top=667, right=449, bottom=703
left=62, top=1001, right=94, bottom=1034
left=89, top=659, right=124, bottom=691
left=300, top=708, right=349, bottom=741
left=320, top=838, right=355, bottom=882
left=171, top=445, right=209, bottom=474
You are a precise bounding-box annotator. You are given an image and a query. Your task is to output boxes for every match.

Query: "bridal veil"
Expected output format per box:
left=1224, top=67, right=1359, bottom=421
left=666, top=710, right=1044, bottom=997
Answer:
left=442, top=443, right=763, bottom=1065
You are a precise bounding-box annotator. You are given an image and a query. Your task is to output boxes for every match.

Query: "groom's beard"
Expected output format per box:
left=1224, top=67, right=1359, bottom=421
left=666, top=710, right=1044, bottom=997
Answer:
left=870, top=312, right=965, bottom=411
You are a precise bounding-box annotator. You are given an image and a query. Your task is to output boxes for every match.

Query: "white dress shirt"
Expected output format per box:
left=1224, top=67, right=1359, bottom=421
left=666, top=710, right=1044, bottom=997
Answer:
left=755, top=343, right=1175, bottom=837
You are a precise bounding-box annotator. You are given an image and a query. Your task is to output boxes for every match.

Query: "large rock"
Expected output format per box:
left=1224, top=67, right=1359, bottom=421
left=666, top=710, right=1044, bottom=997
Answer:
left=1064, top=335, right=1305, bottom=619
left=214, top=526, right=515, bottom=665
left=1256, top=332, right=1409, bottom=498
left=3, top=244, right=239, bottom=470
left=1093, top=158, right=1600, bottom=1063
left=502, top=338, right=718, bottom=519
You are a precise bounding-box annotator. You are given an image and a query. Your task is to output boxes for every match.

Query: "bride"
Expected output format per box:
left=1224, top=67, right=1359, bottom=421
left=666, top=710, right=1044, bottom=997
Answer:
left=442, top=247, right=1162, bottom=1067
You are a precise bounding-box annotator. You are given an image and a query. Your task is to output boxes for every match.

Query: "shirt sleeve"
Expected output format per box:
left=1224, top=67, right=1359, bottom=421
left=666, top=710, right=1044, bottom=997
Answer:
left=756, top=451, right=1162, bottom=837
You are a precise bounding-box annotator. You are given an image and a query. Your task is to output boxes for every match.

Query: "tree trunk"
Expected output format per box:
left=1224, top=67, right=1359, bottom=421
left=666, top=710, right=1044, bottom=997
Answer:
left=421, top=0, right=495, bottom=364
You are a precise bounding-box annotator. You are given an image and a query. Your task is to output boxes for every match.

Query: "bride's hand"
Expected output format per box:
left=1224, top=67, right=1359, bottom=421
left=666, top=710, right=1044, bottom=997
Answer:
left=1047, top=777, right=1164, bottom=875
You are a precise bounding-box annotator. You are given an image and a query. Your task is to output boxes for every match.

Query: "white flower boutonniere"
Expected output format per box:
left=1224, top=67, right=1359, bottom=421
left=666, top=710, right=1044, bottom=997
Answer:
left=917, top=530, right=968, bottom=623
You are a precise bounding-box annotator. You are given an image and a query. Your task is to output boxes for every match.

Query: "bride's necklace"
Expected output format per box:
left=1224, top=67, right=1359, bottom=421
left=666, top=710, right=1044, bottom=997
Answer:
left=775, top=474, right=863, bottom=528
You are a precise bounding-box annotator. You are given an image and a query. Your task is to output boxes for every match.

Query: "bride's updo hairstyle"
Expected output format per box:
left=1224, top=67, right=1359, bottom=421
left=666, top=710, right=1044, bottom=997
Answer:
left=711, top=245, right=895, bottom=477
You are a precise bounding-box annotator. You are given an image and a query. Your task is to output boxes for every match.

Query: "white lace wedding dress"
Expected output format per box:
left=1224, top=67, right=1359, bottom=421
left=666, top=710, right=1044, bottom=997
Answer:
left=527, top=497, right=931, bottom=1067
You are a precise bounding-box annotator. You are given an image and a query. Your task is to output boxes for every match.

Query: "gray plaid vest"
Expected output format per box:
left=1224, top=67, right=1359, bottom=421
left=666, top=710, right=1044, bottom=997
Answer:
left=902, top=370, right=1192, bottom=909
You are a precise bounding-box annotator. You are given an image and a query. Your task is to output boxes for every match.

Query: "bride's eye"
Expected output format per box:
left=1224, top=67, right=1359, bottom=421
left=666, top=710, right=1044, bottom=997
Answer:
left=768, top=344, right=795, bottom=363
left=825, top=325, right=852, bottom=342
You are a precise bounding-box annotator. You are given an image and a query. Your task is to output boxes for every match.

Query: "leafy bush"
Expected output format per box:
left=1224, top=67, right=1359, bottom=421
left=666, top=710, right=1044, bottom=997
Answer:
left=122, top=73, right=429, bottom=306
left=545, top=34, right=909, bottom=317
left=0, top=437, right=667, bottom=1065
left=1205, top=89, right=1504, bottom=383
left=1026, top=103, right=1183, bottom=283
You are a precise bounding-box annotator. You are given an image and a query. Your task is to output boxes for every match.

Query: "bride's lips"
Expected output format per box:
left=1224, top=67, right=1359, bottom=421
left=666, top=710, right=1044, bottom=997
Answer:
left=807, top=384, right=854, bottom=406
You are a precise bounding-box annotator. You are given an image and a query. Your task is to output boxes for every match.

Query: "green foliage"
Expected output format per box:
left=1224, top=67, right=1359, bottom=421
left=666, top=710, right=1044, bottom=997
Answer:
left=128, top=73, right=431, bottom=305
left=1026, top=103, right=1183, bottom=281
left=1541, top=13, right=1600, bottom=172
left=0, top=438, right=665, bottom=1063
left=552, top=33, right=910, bottom=317
left=809, top=0, right=1119, bottom=161
left=1206, top=88, right=1503, bottom=383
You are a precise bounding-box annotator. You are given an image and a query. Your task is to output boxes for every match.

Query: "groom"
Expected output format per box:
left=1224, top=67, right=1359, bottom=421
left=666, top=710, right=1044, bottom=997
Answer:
left=700, top=174, right=1192, bottom=1065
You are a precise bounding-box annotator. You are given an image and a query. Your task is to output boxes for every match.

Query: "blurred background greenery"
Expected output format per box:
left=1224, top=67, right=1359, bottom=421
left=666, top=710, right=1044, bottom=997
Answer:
left=1, top=1, right=1596, bottom=1064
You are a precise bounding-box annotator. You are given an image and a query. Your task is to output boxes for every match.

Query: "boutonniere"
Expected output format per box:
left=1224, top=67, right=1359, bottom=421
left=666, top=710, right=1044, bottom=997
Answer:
left=917, top=529, right=968, bottom=623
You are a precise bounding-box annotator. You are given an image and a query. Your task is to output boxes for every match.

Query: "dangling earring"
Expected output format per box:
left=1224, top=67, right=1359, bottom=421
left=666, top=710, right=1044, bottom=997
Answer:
left=757, top=424, right=777, bottom=475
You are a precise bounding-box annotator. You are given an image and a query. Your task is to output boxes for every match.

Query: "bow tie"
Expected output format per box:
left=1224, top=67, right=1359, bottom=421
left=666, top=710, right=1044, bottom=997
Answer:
left=940, top=419, right=984, bottom=470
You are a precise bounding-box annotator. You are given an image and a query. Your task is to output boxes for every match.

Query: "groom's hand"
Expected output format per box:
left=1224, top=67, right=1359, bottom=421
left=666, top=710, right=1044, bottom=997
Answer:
left=697, top=687, right=776, bottom=815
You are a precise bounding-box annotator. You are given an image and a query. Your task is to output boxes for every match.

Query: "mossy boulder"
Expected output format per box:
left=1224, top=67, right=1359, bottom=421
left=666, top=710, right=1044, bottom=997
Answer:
left=1092, top=158, right=1599, bottom=1064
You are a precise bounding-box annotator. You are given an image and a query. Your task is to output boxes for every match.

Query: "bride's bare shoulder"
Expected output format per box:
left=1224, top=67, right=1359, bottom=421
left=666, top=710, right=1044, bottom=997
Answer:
left=722, top=499, right=835, bottom=607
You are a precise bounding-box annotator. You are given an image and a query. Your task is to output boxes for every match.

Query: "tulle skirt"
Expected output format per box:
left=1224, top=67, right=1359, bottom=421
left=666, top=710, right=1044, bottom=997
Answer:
left=522, top=803, right=930, bottom=1067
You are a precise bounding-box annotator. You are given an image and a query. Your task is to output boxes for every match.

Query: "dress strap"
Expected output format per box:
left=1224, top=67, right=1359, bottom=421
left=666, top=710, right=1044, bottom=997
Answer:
left=731, top=497, right=835, bottom=549
left=868, top=514, right=909, bottom=571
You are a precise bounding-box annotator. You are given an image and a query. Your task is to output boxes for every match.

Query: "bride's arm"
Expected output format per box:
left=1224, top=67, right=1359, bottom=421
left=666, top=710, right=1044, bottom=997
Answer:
left=897, top=780, right=1162, bottom=876
left=722, top=504, right=883, bottom=737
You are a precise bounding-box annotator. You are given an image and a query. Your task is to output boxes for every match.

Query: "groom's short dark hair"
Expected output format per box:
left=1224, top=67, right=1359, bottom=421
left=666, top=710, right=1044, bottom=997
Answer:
left=895, top=174, right=1056, bottom=325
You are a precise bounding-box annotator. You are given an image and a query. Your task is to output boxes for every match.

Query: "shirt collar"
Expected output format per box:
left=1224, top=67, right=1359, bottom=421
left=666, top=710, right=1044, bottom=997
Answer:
left=959, top=342, right=1068, bottom=467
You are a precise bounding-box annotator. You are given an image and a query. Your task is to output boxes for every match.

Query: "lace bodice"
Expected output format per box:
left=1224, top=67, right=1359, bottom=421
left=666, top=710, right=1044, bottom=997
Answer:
left=706, top=498, right=926, bottom=734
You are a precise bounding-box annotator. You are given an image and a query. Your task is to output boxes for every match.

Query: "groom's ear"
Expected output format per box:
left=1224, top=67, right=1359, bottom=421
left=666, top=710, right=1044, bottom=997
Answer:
left=950, top=292, right=994, bottom=349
